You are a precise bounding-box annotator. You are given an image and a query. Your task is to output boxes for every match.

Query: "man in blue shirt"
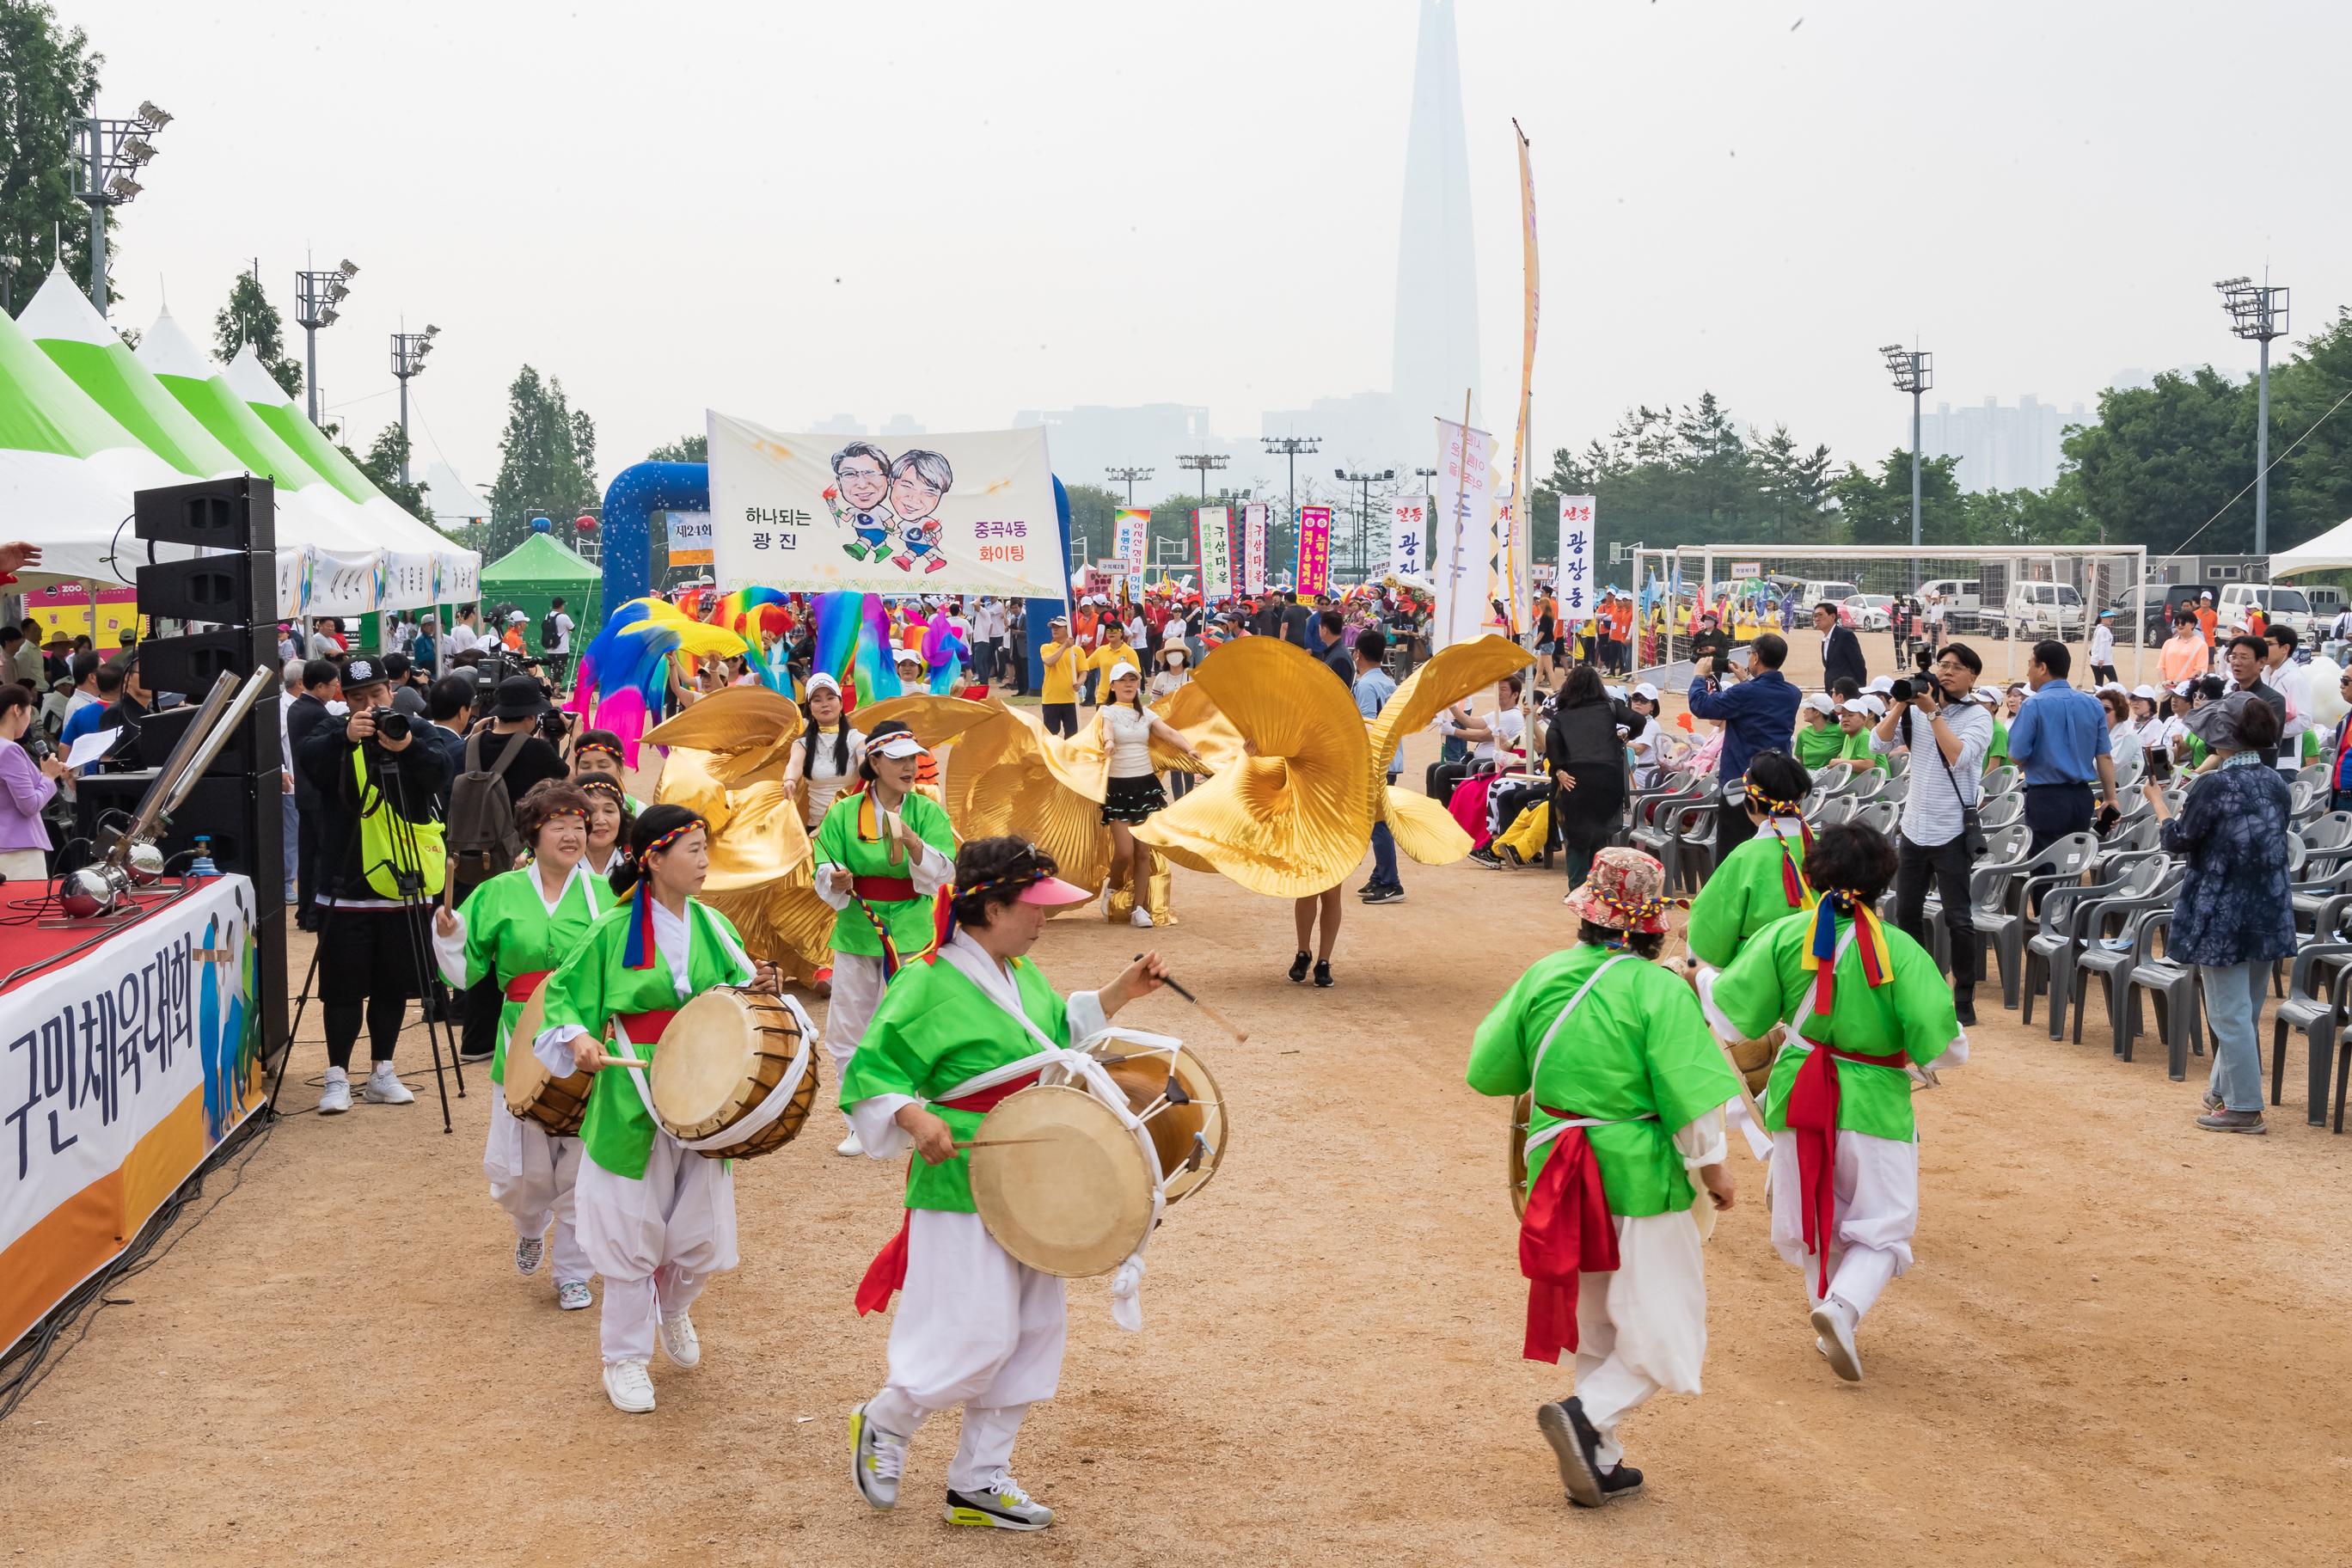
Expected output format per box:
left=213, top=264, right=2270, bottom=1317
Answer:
left=2005, top=639, right=2118, bottom=855
left=1351, top=629, right=1406, bottom=904
left=1684, top=631, right=1800, bottom=857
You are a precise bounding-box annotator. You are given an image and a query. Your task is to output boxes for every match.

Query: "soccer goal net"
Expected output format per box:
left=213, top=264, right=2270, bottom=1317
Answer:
left=1620, top=543, right=2154, bottom=690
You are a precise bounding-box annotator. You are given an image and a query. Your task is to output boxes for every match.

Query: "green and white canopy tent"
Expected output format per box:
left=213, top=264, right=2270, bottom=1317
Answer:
left=3, top=265, right=477, bottom=616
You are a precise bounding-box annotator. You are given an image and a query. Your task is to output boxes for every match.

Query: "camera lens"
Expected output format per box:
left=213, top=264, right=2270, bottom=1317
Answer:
left=377, top=709, right=412, bottom=741
left=1890, top=679, right=1914, bottom=703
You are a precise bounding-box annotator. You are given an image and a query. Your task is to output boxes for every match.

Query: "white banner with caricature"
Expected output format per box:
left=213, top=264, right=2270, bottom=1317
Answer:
left=706, top=411, right=1066, bottom=597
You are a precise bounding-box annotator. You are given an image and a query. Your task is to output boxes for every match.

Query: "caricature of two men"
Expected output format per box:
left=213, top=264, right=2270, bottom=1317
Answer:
left=824, top=441, right=952, bottom=574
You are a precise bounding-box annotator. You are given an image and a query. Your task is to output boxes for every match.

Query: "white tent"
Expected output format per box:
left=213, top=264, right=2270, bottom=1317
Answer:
left=2266, top=516, right=2352, bottom=579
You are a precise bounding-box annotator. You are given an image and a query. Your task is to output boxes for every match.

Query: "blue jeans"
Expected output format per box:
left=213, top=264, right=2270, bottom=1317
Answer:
left=2198, top=960, right=2269, bottom=1113
left=1369, top=776, right=1400, bottom=888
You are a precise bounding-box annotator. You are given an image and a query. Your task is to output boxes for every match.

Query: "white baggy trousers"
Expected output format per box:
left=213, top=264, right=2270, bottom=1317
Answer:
left=576, top=1132, right=738, bottom=1364
left=1575, top=1210, right=1709, bottom=1469
left=1767, top=1128, right=1919, bottom=1323
left=483, top=1107, right=589, bottom=1283
left=865, top=1210, right=1068, bottom=1493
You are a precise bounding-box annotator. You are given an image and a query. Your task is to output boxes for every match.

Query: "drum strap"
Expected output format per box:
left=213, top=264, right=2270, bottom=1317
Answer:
left=854, top=1070, right=1046, bottom=1318
left=611, top=996, right=819, bottom=1156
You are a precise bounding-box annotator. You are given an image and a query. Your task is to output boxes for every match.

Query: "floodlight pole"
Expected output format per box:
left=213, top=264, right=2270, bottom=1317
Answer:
left=1106, top=466, right=1154, bottom=507
left=68, top=106, right=169, bottom=317
left=1261, top=435, right=1321, bottom=576
left=296, top=261, right=358, bottom=426
left=1176, top=452, right=1227, bottom=502
left=1880, top=343, right=1933, bottom=593
left=390, top=327, right=438, bottom=486
left=1338, top=469, right=1395, bottom=582
left=2217, top=276, right=2288, bottom=559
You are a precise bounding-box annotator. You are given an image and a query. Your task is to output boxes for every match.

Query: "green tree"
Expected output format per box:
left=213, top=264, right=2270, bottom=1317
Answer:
left=487, top=365, right=598, bottom=561
left=647, top=432, right=706, bottom=463
left=1749, top=424, right=1834, bottom=544
left=0, top=1, right=107, bottom=309
left=1828, top=449, right=1967, bottom=548
left=2067, top=368, right=2257, bottom=554
left=338, top=422, right=431, bottom=521
left=1061, top=482, right=1121, bottom=564
left=211, top=269, right=303, bottom=399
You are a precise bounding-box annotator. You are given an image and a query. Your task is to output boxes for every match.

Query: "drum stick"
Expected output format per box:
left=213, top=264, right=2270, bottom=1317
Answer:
left=952, top=1136, right=1061, bottom=1149
left=1135, top=955, right=1249, bottom=1044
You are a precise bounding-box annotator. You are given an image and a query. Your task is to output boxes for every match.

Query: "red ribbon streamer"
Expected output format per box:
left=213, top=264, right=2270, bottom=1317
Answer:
left=1781, top=1040, right=1908, bottom=1299
left=1516, top=1115, right=1621, bottom=1363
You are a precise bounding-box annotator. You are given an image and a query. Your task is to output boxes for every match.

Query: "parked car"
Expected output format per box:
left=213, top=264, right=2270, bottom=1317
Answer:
left=1792, top=579, right=1860, bottom=614
left=2303, top=584, right=2348, bottom=630
left=1919, top=579, right=1982, bottom=632
left=1994, top=582, right=2086, bottom=639
left=2217, top=582, right=2312, bottom=639
left=2108, top=583, right=2207, bottom=644
left=1840, top=593, right=1896, bottom=632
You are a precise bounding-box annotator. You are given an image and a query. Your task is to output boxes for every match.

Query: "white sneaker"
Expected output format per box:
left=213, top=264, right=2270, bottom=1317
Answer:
left=317, top=1069, right=352, bottom=1116
left=362, top=1063, right=414, bottom=1105
left=836, top=1128, right=864, bottom=1158
left=850, top=1402, right=910, bottom=1510
left=603, top=1357, right=656, bottom=1413
left=1130, top=906, right=1154, bottom=928
left=946, top=1472, right=1055, bottom=1530
left=557, top=1280, right=593, bottom=1311
left=1810, top=1299, right=1863, bottom=1384
left=658, top=1312, right=701, bottom=1369
left=513, top=1235, right=545, bottom=1276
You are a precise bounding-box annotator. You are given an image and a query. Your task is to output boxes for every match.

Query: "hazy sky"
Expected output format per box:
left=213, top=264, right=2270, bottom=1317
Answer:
left=62, top=0, right=2345, bottom=507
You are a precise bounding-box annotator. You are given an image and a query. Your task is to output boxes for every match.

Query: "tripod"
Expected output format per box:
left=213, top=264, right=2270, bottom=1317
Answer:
left=270, top=734, right=468, bottom=1133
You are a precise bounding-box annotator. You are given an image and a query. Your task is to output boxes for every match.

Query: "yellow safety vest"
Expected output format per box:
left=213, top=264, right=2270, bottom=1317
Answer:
left=351, top=748, right=446, bottom=899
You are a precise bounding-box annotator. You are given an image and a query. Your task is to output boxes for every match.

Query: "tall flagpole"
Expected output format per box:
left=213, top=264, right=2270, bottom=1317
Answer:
left=1510, top=119, right=1540, bottom=752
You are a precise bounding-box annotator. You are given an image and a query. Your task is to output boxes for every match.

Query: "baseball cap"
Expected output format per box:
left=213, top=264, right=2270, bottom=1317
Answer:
left=1632, top=682, right=1659, bottom=701
left=342, top=658, right=387, bottom=692
left=2132, top=683, right=2161, bottom=700
left=1866, top=677, right=1895, bottom=695
left=1804, top=692, right=1836, bottom=715
left=1104, top=659, right=1140, bottom=683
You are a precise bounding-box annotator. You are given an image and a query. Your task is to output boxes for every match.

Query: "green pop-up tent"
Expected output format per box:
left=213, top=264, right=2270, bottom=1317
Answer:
left=478, top=532, right=603, bottom=645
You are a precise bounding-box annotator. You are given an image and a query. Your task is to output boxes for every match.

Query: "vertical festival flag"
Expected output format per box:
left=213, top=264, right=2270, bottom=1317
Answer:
left=1295, top=505, right=1332, bottom=595
left=1390, top=494, right=1429, bottom=578
left=1112, top=507, right=1149, bottom=594
left=1433, top=418, right=1495, bottom=652
left=1558, top=494, right=1596, bottom=628
left=1197, top=505, right=1233, bottom=599
left=1504, top=119, right=1541, bottom=639
left=1243, top=502, right=1268, bottom=596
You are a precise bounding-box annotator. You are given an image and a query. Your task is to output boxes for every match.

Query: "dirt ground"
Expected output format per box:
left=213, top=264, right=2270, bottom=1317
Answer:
left=8, top=721, right=2352, bottom=1568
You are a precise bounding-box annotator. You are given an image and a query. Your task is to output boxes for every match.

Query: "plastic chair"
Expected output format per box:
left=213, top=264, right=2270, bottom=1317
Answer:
left=1676, top=803, right=1726, bottom=893
left=1814, top=795, right=1858, bottom=828
left=1978, top=792, right=2025, bottom=831
left=2067, top=867, right=2188, bottom=1047
left=1981, top=763, right=2020, bottom=798
left=2023, top=855, right=2171, bottom=1040
left=1974, top=831, right=2101, bottom=1009
left=1852, top=799, right=1901, bottom=836
left=1877, top=774, right=1911, bottom=807
left=2270, top=934, right=2352, bottom=1121
left=2119, top=911, right=2203, bottom=1081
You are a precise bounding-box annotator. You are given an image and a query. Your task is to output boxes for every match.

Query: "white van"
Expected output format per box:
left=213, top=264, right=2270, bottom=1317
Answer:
left=2217, top=582, right=2312, bottom=638
left=1792, top=579, right=1859, bottom=611
left=1996, top=582, right=2086, bottom=639
left=2304, top=584, right=2347, bottom=625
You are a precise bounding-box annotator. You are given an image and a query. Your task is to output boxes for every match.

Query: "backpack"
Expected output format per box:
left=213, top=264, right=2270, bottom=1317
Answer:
left=541, top=611, right=561, bottom=650
left=447, top=729, right=530, bottom=887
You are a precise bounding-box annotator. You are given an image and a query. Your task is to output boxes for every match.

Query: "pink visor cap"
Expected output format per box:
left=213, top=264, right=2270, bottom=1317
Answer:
left=1017, top=877, right=1095, bottom=905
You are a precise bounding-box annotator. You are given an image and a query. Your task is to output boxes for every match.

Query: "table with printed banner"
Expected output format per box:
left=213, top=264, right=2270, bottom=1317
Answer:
left=0, top=874, right=267, bottom=1354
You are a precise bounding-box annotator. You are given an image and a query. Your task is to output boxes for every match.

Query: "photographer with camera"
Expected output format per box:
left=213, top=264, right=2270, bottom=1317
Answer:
left=1870, top=641, right=1994, bottom=1025
left=295, top=657, right=452, bottom=1114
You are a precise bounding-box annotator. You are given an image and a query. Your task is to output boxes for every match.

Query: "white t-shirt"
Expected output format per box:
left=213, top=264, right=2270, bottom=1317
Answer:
left=1101, top=703, right=1156, bottom=777
left=1475, top=707, right=1525, bottom=764
left=553, top=611, right=575, bottom=653
left=448, top=623, right=481, bottom=655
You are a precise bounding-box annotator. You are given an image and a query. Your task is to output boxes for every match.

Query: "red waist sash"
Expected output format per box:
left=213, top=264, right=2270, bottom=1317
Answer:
left=505, top=970, right=552, bottom=1002
left=855, top=1069, right=1044, bottom=1316
left=614, top=1010, right=678, bottom=1050
left=1517, top=1111, right=1622, bottom=1364
left=1782, top=1039, right=1910, bottom=1297
left=853, top=875, right=917, bottom=902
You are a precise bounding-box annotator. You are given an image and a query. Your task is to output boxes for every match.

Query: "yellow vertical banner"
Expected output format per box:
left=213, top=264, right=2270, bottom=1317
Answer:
left=1501, top=119, right=1540, bottom=636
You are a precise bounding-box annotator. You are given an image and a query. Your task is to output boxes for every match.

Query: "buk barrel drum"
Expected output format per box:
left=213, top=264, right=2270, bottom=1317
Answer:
left=969, top=1038, right=1228, bottom=1277
left=1509, top=1093, right=1533, bottom=1217
left=504, top=977, right=595, bottom=1137
left=649, top=988, right=821, bottom=1161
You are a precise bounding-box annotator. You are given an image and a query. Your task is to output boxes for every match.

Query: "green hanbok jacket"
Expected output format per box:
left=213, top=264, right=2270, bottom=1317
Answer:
left=812, top=789, right=958, bottom=959
left=445, top=862, right=610, bottom=1083
left=1684, top=826, right=1816, bottom=971
left=1467, top=946, right=1743, bottom=1217
left=1706, top=908, right=1961, bottom=1142
left=536, top=898, right=755, bottom=1179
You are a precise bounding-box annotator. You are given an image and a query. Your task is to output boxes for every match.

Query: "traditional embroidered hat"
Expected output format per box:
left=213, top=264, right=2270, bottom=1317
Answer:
left=1565, top=847, right=1672, bottom=935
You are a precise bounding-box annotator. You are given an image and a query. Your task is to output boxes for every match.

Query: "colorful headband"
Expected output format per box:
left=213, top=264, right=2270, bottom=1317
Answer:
left=923, top=854, right=1051, bottom=964
left=622, top=821, right=701, bottom=970
left=1801, top=889, right=1891, bottom=1014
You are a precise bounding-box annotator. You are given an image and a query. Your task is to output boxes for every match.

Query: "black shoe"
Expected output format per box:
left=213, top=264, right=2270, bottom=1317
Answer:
left=457, top=1048, right=494, bottom=1065
left=1468, top=847, right=1504, bottom=868
left=1288, top=950, right=1311, bottom=983
left=1598, top=1464, right=1645, bottom=1502
left=1538, top=1397, right=1606, bottom=1508
left=1954, top=991, right=1977, bottom=1027
left=1313, top=959, right=1333, bottom=989
left=1498, top=844, right=1525, bottom=867
left=1361, top=885, right=1405, bottom=905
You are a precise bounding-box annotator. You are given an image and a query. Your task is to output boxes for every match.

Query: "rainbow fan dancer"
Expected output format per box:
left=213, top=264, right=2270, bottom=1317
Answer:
left=1702, top=823, right=1964, bottom=1388
left=567, top=597, right=749, bottom=768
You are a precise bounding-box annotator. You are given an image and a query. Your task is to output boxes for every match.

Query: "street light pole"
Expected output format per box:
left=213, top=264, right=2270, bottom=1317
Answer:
left=1879, top=342, right=1932, bottom=591
left=66, top=101, right=170, bottom=316
left=389, top=324, right=440, bottom=486
left=2218, top=275, right=2289, bottom=559
left=1338, top=469, right=1396, bottom=582
left=1175, top=452, right=1227, bottom=502
left=295, top=260, right=360, bottom=426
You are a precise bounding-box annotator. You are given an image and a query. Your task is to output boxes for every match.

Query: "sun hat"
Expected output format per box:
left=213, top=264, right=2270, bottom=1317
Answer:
left=865, top=718, right=926, bottom=760
left=2184, top=691, right=2257, bottom=748
left=1565, top=847, right=1673, bottom=935
left=493, top=675, right=548, bottom=720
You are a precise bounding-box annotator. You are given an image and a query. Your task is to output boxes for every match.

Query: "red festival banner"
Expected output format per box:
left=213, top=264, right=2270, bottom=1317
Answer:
left=1295, top=506, right=1332, bottom=595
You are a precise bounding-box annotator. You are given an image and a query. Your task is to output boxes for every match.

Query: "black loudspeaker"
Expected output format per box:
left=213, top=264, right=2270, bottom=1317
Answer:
left=133, top=475, right=275, bottom=554
left=131, top=702, right=282, bottom=776
left=139, top=625, right=277, bottom=699
left=136, top=553, right=269, bottom=625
